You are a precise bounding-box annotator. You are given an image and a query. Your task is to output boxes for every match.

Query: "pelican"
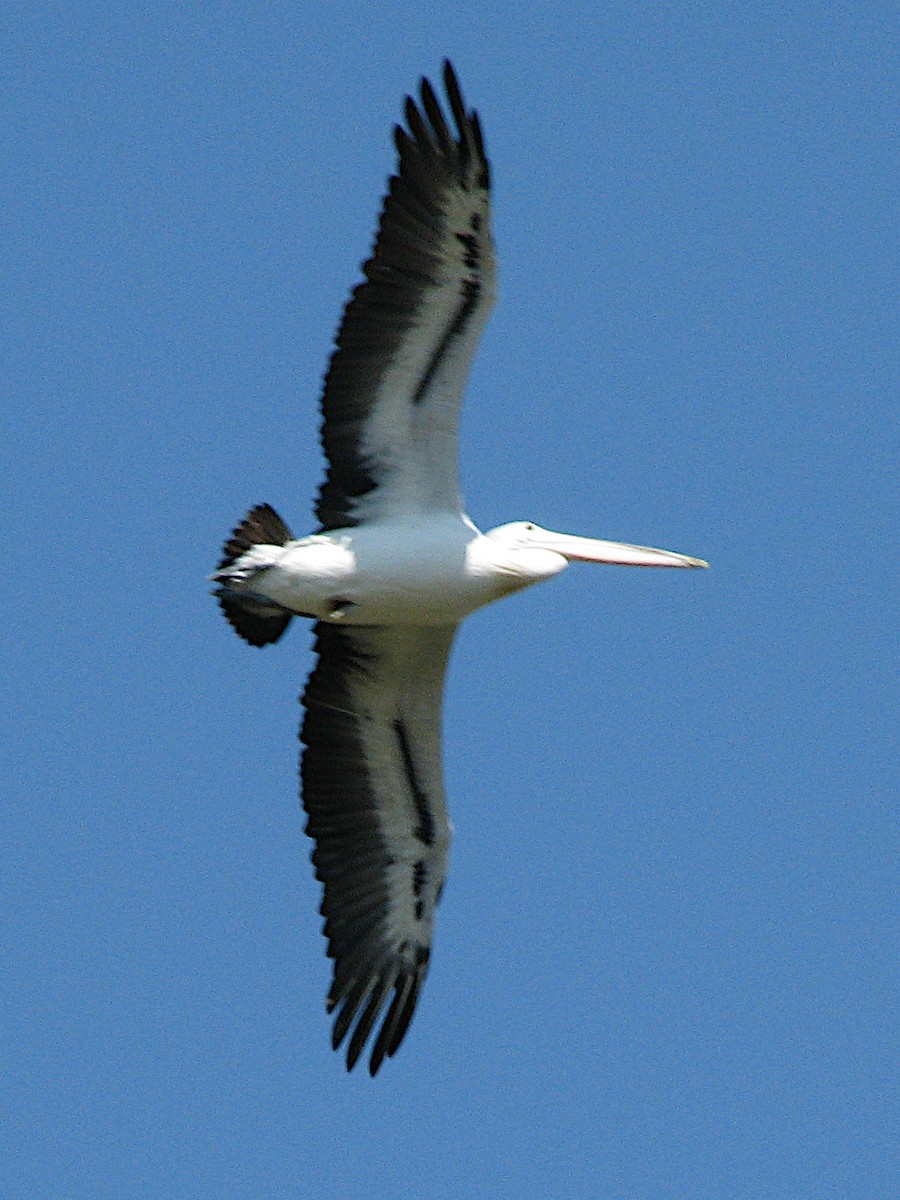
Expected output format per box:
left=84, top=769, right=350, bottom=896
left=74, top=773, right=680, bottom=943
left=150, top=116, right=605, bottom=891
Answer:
left=212, top=62, right=707, bottom=1075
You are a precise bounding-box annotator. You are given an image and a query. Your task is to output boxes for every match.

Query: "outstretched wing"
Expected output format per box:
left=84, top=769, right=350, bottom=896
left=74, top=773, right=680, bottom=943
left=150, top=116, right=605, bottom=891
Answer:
left=315, top=60, right=495, bottom=530
left=300, top=623, right=456, bottom=1074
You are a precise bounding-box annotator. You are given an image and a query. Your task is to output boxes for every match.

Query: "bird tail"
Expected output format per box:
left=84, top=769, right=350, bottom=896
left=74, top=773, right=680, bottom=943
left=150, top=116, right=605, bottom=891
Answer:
left=212, top=503, right=295, bottom=647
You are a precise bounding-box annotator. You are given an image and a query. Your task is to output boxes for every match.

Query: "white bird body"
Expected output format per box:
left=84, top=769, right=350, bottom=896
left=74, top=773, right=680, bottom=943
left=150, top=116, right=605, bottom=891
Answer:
left=211, top=63, right=707, bottom=1075
left=223, top=514, right=705, bottom=626
left=224, top=513, right=506, bottom=626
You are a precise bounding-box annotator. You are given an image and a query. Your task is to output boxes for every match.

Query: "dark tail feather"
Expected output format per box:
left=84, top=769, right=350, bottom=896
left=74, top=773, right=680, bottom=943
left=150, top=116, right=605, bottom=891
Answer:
left=216, top=504, right=295, bottom=647
left=217, top=593, right=293, bottom=647
left=218, top=503, right=294, bottom=570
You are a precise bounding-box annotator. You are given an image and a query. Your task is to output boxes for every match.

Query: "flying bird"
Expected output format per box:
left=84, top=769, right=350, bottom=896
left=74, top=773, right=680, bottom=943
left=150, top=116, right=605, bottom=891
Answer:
left=212, top=61, right=707, bottom=1075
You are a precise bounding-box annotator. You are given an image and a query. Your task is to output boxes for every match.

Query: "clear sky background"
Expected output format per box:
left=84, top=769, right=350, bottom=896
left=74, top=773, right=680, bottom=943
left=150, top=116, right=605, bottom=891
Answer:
left=4, top=4, right=896, bottom=1198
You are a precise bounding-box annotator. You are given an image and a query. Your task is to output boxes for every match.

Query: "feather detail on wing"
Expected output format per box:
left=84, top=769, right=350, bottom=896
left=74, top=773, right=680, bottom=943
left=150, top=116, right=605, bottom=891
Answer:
left=315, top=61, right=495, bottom=531
left=300, top=622, right=456, bottom=1073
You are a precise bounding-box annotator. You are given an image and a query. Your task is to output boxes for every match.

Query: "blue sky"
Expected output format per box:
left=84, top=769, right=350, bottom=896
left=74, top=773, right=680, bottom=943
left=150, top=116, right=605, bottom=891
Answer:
left=4, top=3, right=896, bottom=1197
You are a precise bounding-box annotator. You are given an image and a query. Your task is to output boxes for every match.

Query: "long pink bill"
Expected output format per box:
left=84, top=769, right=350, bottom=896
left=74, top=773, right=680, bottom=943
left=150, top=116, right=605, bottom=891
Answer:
left=533, top=528, right=708, bottom=569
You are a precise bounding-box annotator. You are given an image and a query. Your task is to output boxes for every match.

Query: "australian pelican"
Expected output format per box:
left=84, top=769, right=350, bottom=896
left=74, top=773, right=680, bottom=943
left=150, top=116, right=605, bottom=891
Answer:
left=212, top=62, right=707, bottom=1075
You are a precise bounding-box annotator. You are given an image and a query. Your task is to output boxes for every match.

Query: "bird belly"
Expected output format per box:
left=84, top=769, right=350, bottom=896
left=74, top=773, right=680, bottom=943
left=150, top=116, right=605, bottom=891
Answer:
left=332, top=567, right=500, bottom=625
left=259, top=522, right=514, bottom=625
